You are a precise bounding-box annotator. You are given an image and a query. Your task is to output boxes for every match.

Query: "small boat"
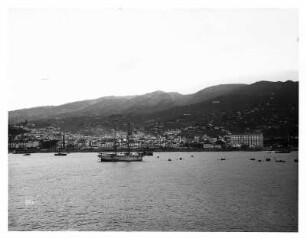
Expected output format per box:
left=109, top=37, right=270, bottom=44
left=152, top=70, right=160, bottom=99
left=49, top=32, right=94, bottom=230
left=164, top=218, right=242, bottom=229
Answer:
left=168, top=159, right=172, bottom=161
left=54, top=152, right=67, bottom=156
left=276, top=160, right=286, bottom=163
left=250, top=158, right=255, bottom=161
left=157, top=156, right=159, bottom=158
left=23, top=153, right=31, bottom=156
left=191, top=155, right=194, bottom=157
left=258, top=160, right=262, bottom=162
left=142, top=151, right=153, bottom=156
left=274, top=148, right=291, bottom=153
left=265, top=158, right=271, bottom=161
left=294, top=159, right=298, bottom=162
left=220, top=157, right=226, bottom=161
left=179, top=157, right=183, bottom=160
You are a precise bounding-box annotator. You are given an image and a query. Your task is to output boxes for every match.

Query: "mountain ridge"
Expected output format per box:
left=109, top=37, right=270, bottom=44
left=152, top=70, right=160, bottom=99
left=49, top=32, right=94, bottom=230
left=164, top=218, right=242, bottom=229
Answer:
left=9, top=80, right=298, bottom=141
left=9, top=83, right=246, bottom=122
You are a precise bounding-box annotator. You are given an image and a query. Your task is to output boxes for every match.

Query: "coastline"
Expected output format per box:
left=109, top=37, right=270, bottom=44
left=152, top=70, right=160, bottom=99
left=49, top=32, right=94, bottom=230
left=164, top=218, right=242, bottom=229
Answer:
left=9, top=147, right=297, bottom=154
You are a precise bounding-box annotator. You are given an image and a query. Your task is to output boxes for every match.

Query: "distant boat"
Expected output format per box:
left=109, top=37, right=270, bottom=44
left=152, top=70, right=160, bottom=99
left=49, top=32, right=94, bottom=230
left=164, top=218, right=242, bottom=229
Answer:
left=276, top=159, right=286, bottom=163
left=274, top=148, right=291, bottom=153
left=23, top=153, right=31, bottom=156
left=54, top=133, right=67, bottom=156
left=142, top=151, right=153, bottom=156
left=98, top=151, right=142, bottom=162
left=98, top=124, right=143, bottom=162
left=54, top=152, right=67, bottom=156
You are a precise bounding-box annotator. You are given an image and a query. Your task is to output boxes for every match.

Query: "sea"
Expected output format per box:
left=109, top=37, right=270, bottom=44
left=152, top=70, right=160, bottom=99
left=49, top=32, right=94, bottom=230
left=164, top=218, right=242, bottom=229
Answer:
left=8, top=151, right=298, bottom=231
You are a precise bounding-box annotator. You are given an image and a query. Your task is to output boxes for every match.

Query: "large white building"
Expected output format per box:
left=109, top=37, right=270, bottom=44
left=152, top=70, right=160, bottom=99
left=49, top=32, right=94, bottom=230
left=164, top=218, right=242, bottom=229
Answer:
left=227, top=133, right=264, bottom=148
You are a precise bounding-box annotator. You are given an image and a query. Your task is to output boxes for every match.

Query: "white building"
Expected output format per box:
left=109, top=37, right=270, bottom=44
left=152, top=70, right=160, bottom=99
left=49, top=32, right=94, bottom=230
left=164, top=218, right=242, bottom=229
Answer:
left=227, top=133, right=264, bottom=148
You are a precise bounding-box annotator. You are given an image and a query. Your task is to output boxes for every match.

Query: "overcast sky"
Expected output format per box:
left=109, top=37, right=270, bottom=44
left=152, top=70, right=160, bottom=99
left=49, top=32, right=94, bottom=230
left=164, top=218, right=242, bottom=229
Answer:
left=8, top=8, right=298, bottom=110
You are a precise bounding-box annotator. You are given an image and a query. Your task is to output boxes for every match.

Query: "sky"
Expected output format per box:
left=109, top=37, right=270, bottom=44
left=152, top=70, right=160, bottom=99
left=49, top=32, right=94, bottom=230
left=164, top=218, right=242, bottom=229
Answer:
left=8, top=8, right=298, bottom=110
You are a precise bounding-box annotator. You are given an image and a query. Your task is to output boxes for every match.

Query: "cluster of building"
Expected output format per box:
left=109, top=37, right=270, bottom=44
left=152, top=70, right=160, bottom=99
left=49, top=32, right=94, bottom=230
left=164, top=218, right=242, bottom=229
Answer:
left=8, top=123, right=264, bottom=152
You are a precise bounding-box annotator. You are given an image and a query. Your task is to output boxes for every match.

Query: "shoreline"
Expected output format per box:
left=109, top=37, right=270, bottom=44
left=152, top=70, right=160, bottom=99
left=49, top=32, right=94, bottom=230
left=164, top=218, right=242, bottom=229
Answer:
left=9, top=148, right=296, bottom=154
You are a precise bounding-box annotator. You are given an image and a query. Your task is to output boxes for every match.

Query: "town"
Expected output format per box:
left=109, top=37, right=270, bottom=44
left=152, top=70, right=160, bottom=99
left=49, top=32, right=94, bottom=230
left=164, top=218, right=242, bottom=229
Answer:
left=8, top=120, right=270, bottom=153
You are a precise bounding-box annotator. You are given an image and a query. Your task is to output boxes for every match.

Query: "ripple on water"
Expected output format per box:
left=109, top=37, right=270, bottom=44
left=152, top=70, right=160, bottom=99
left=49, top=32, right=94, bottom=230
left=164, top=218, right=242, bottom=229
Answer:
left=9, top=152, right=298, bottom=231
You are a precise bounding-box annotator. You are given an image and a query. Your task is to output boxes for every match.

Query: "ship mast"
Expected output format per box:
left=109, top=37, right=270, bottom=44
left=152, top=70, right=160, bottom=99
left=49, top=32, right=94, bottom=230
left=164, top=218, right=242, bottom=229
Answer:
left=114, top=124, right=117, bottom=155
left=127, top=123, right=131, bottom=155
left=62, top=133, right=65, bottom=149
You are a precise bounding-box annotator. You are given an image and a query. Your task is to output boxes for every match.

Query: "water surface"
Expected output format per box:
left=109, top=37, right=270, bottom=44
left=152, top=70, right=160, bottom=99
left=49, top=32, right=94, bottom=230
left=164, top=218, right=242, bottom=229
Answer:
left=9, top=151, right=298, bottom=231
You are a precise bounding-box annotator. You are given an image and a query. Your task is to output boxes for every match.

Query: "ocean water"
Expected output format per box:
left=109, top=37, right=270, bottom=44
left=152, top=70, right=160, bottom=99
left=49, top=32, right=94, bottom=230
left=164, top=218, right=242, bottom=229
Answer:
left=8, top=151, right=298, bottom=231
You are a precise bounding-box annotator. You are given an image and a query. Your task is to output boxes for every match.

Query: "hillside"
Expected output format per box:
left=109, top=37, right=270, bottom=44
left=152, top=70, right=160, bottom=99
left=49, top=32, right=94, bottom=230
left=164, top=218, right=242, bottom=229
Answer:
left=9, top=84, right=244, bottom=122
left=142, top=81, right=298, bottom=137
left=9, top=81, right=298, bottom=143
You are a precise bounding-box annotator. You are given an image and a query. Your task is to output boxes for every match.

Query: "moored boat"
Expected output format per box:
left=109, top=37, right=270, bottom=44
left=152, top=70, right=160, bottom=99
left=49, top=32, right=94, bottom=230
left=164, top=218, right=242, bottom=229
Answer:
left=275, top=150, right=291, bottom=153
left=54, top=152, right=67, bottom=156
left=274, top=148, right=291, bottom=153
left=54, top=133, right=67, bottom=156
left=98, top=124, right=143, bottom=162
left=98, top=152, right=143, bottom=162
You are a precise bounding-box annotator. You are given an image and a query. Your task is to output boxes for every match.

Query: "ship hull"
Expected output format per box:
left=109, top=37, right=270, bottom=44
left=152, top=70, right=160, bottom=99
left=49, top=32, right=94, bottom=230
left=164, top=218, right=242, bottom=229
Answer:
left=98, top=153, right=143, bottom=162
left=100, top=158, right=143, bottom=162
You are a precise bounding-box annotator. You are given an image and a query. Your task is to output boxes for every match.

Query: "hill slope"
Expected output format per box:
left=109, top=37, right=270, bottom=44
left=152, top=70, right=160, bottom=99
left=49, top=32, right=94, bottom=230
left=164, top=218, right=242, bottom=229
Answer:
left=9, top=84, right=245, bottom=122
left=9, top=81, right=298, bottom=141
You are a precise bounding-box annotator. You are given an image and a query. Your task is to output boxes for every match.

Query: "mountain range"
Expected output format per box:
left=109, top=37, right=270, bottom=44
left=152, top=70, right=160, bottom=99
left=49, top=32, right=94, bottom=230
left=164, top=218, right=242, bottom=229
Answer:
left=9, top=81, right=298, bottom=140
left=9, top=83, right=246, bottom=122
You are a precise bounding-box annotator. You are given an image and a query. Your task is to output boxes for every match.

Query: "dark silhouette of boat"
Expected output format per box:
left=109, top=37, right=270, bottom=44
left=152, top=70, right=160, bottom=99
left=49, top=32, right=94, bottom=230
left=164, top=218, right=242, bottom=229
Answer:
left=276, top=159, right=286, bottom=163
left=141, top=149, right=153, bottom=156
left=23, top=153, right=31, bottom=156
left=98, top=124, right=143, bottom=162
left=274, top=148, right=291, bottom=153
left=54, top=133, right=67, bottom=156
left=54, top=152, right=67, bottom=156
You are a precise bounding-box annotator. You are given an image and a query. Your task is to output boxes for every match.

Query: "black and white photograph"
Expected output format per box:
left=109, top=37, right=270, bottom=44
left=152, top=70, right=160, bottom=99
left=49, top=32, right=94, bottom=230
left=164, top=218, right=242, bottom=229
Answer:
left=2, top=1, right=304, bottom=234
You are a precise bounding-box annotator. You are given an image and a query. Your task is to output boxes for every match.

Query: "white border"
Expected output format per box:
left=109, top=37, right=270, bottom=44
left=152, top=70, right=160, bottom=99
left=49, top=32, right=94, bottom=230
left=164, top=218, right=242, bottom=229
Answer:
left=1, top=1, right=305, bottom=238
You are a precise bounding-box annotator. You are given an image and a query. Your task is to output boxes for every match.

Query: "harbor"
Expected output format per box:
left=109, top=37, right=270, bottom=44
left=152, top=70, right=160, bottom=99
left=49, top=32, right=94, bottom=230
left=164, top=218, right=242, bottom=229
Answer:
left=7, top=8, right=299, bottom=233
left=9, top=151, right=298, bottom=231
